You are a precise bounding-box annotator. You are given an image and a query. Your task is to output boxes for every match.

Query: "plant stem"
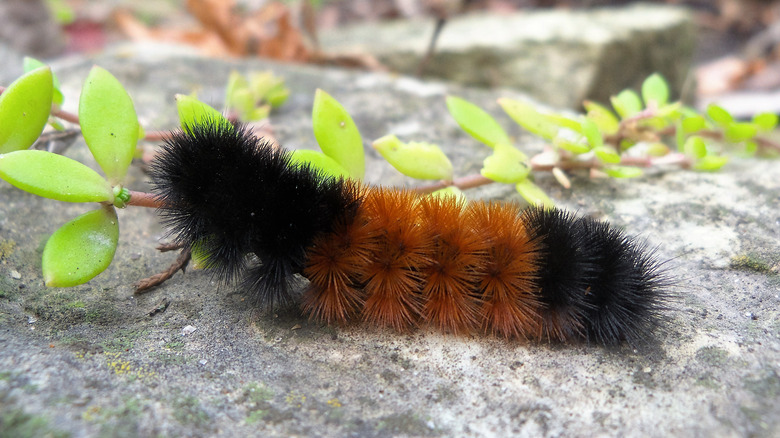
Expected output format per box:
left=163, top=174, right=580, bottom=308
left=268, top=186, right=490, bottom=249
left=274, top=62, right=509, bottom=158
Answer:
left=127, top=190, right=163, bottom=208
left=413, top=153, right=692, bottom=194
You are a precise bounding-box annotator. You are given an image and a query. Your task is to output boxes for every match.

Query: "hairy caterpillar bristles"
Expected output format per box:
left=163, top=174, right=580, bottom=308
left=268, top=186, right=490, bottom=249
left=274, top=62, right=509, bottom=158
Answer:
left=150, top=119, right=670, bottom=346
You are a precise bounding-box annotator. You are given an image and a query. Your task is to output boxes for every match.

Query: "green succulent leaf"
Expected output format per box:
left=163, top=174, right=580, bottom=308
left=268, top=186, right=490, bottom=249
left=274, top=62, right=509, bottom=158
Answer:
left=706, top=104, right=733, bottom=127
left=312, top=89, right=365, bottom=179
left=24, top=57, right=64, bottom=106
left=373, top=135, right=453, bottom=180
left=594, top=146, right=620, bottom=164
left=681, top=114, right=706, bottom=134
left=724, top=122, right=758, bottom=143
left=176, top=94, right=227, bottom=130
left=429, top=186, right=465, bottom=200
left=189, top=239, right=211, bottom=270
left=265, top=86, right=290, bottom=108
left=610, top=89, right=642, bottom=119
left=42, top=206, right=119, bottom=287
left=515, top=179, right=553, bottom=208
left=552, top=128, right=590, bottom=154
left=446, top=95, right=511, bottom=148
left=290, top=149, right=351, bottom=179
left=0, top=150, right=113, bottom=202
left=249, top=71, right=289, bottom=108
left=480, top=143, right=530, bottom=183
left=683, top=136, right=707, bottom=159
left=647, top=142, right=671, bottom=156
left=603, top=165, right=644, bottom=179
left=498, top=98, right=559, bottom=140
left=79, top=66, right=139, bottom=184
left=581, top=118, right=604, bottom=149
left=584, top=100, right=619, bottom=135
left=546, top=114, right=582, bottom=133
left=752, top=112, right=778, bottom=132
left=693, top=155, right=729, bottom=172
left=743, top=141, right=758, bottom=157
left=641, top=73, right=669, bottom=107
left=0, top=66, right=53, bottom=153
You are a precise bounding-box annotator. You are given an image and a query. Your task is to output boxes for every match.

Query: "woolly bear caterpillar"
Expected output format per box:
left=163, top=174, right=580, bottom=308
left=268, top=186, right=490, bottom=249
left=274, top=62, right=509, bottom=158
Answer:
left=150, top=119, right=669, bottom=346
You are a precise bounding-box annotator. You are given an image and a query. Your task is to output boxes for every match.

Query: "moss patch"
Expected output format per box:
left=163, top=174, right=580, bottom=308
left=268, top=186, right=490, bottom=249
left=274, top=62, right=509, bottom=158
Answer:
left=0, top=408, right=69, bottom=438
left=730, top=253, right=777, bottom=275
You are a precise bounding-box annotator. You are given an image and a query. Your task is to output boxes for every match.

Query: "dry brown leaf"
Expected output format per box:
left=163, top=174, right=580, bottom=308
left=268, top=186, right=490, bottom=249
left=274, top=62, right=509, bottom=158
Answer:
left=114, top=9, right=231, bottom=56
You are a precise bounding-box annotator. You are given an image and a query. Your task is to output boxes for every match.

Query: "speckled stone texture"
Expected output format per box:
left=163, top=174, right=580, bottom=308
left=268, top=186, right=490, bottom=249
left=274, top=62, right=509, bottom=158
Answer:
left=0, top=44, right=778, bottom=437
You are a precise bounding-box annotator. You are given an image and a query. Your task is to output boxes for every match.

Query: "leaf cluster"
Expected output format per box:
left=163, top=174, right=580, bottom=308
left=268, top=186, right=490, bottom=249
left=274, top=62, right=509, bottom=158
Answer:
left=373, top=73, right=778, bottom=202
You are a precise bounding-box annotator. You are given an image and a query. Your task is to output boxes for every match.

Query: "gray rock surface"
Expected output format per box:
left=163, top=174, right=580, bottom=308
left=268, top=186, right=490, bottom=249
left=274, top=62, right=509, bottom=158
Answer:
left=320, top=3, right=695, bottom=109
left=1, top=43, right=778, bottom=437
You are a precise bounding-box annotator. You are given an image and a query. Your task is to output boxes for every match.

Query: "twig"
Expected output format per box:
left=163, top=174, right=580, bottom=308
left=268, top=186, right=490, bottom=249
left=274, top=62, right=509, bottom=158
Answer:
left=413, top=153, right=693, bottom=194
left=416, top=17, right=447, bottom=77
left=134, top=246, right=191, bottom=294
left=127, top=190, right=163, bottom=208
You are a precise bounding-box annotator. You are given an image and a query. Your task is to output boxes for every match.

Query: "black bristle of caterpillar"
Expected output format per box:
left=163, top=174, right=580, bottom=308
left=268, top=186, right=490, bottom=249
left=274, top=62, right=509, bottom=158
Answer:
left=574, top=217, right=671, bottom=346
left=149, top=118, right=360, bottom=308
left=521, top=207, right=594, bottom=342
left=525, top=207, right=670, bottom=346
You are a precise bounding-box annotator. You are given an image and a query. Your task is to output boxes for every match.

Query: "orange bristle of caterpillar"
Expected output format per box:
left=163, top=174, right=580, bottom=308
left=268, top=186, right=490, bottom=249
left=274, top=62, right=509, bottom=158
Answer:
left=302, top=184, right=373, bottom=325
left=418, top=196, right=485, bottom=334
left=150, top=119, right=671, bottom=346
left=359, top=188, right=432, bottom=332
left=468, top=202, right=541, bottom=339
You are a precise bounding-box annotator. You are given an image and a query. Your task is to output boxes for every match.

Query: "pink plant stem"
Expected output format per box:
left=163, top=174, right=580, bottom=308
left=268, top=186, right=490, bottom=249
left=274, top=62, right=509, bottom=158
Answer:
left=127, top=191, right=164, bottom=208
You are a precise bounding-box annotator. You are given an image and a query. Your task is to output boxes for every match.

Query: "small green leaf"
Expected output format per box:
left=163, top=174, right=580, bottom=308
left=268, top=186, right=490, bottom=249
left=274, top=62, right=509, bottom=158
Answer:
left=0, top=150, right=113, bottom=202
left=498, top=98, right=559, bottom=140
left=113, top=187, right=131, bottom=208
left=752, top=112, right=778, bottom=132
left=594, top=146, right=620, bottom=164
left=176, top=94, right=227, bottom=130
left=249, top=105, right=271, bottom=121
left=683, top=136, right=707, bottom=159
left=581, top=118, right=604, bottom=149
left=79, top=66, right=139, bottom=184
left=290, top=150, right=351, bottom=179
left=312, top=89, right=364, bottom=179
left=446, top=96, right=511, bottom=148
left=373, top=135, right=452, bottom=180
left=647, top=142, right=670, bottom=157
left=429, top=186, right=465, bottom=200
left=681, top=114, right=706, bottom=134
left=706, top=104, right=733, bottom=127
left=610, top=89, right=642, bottom=119
left=42, top=207, right=119, bottom=287
left=603, top=165, right=644, bottom=179
left=24, top=57, right=64, bottom=106
left=546, top=114, right=583, bottom=133
left=552, top=128, right=590, bottom=154
left=641, top=73, right=669, bottom=107
left=225, top=71, right=250, bottom=113
left=480, top=143, right=530, bottom=183
left=693, top=155, right=729, bottom=172
left=724, top=122, right=758, bottom=143
left=0, top=67, right=53, bottom=153
left=515, top=179, right=553, bottom=208
left=743, top=141, right=758, bottom=157
left=584, top=100, right=619, bottom=135
left=249, top=71, right=289, bottom=108
left=189, top=239, right=211, bottom=270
